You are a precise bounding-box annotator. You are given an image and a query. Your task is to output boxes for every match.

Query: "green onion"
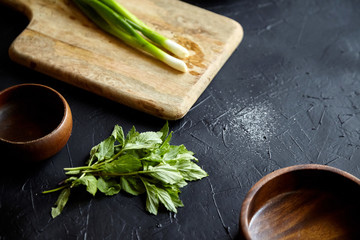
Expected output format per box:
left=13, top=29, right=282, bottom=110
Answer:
left=72, top=0, right=189, bottom=72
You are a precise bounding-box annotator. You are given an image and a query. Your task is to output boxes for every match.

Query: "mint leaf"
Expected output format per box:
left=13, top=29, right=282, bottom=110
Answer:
left=168, top=160, right=208, bottom=181
left=146, top=163, right=184, bottom=184
left=170, top=179, right=188, bottom=188
left=125, top=126, right=139, bottom=143
left=96, top=136, right=115, bottom=161
left=112, top=125, right=125, bottom=147
left=88, top=144, right=99, bottom=165
left=120, top=176, right=145, bottom=196
left=97, top=177, right=121, bottom=196
left=141, top=148, right=166, bottom=163
left=88, top=135, right=115, bottom=165
left=157, top=187, right=177, bottom=213
left=159, top=121, right=169, bottom=143
left=163, top=145, right=197, bottom=162
left=74, top=175, right=98, bottom=196
left=142, top=179, right=160, bottom=215
left=124, top=131, right=163, bottom=151
left=102, top=155, right=142, bottom=173
left=141, top=132, right=173, bottom=163
left=51, top=188, right=71, bottom=218
left=160, top=131, right=172, bottom=149
left=142, top=178, right=178, bottom=214
left=165, top=185, right=184, bottom=208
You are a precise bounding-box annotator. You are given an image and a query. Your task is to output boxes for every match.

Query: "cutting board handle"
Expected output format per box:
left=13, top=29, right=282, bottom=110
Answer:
left=0, top=0, right=244, bottom=120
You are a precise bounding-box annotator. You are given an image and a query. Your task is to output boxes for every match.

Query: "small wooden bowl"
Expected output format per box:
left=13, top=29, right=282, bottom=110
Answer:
left=0, top=83, right=72, bottom=162
left=240, top=164, right=360, bottom=240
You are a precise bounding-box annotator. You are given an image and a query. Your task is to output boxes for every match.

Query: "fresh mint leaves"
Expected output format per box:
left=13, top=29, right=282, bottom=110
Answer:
left=43, top=122, right=208, bottom=218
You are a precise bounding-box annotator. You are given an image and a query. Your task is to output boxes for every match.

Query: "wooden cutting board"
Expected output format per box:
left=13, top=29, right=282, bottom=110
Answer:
left=1, top=0, right=243, bottom=120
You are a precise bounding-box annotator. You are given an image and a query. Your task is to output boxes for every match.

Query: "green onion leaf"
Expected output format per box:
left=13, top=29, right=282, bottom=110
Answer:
left=72, top=0, right=189, bottom=72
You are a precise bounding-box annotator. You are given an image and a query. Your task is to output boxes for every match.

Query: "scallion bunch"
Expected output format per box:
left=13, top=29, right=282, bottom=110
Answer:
left=72, top=0, right=189, bottom=72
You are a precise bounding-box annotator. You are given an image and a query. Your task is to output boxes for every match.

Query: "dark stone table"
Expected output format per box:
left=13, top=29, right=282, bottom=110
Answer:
left=1, top=0, right=360, bottom=239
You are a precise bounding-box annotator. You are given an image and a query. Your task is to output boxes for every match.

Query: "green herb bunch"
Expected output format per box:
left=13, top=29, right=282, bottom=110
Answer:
left=43, top=122, right=208, bottom=218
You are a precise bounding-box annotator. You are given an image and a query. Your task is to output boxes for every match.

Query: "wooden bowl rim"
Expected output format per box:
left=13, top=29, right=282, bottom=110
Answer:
left=239, top=164, right=360, bottom=240
left=0, top=83, right=71, bottom=145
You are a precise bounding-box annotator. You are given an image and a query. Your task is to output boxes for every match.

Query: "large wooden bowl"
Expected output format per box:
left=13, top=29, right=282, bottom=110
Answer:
left=240, top=164, right=360, bottom=239
left=0, top=83, right=72, bottom=162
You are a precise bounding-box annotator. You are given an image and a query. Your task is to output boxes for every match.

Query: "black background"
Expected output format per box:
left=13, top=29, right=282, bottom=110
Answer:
left=1, top=0, right=360, bottom=239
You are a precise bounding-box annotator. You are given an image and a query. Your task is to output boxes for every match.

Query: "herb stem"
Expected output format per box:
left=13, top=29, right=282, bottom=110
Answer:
left=65, top=149, right=124, bottom=173
left=105, top=149, right=124, bottom=162
left=42, top=185, right=69, bottom=194
left=86, top=170, right=151, bottom=177
left=64, top=166, right=92, bottom=171
left=89, top=149, right=125, bottom=168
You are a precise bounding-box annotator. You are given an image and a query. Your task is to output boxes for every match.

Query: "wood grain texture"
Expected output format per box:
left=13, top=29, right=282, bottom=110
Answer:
left=1, top=0, right=243, bottom=119
left=240, top=165, right=360, bottom=240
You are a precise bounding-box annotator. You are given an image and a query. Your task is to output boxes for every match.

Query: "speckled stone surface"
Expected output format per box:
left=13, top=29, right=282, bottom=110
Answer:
left=1, top=0, right=360, bottom=239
